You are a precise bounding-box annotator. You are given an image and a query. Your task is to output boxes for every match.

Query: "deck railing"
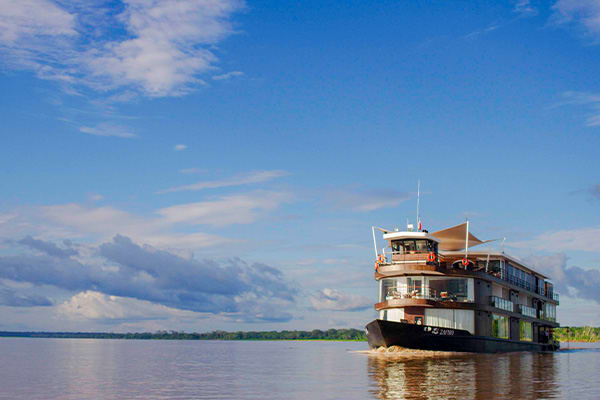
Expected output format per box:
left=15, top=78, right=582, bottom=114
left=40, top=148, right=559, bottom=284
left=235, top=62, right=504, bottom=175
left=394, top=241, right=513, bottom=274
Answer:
left=490, top=296, right=514, bottom=313
left=518, top=304, right=537, bottom=318
left=488, top=271, right=559, bottom=304
left=380, top=250, right=436, bottom=264
left=385, top=286, right=437, bottom=301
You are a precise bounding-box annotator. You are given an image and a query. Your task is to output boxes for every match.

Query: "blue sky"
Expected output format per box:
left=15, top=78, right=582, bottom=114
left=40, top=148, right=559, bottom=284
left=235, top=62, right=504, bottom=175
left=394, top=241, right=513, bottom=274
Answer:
left=1, top=0, right=599, bottom=332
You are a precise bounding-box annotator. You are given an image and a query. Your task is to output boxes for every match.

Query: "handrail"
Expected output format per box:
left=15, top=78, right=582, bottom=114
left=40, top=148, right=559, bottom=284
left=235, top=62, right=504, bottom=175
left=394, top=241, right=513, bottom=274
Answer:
left=385, top=286, right=437, bottom=300
left=380, top=250, right=437, bottom=265
left=490, top=296, right=514, bottom=313
left=518, top=304, right=537, bottom=318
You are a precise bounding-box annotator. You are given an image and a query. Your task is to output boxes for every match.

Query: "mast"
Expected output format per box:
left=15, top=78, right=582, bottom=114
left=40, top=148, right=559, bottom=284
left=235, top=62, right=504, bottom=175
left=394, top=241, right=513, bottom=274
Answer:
left=416, top=180, right=421, bottom=231
left=371, top=226, right=378, bottom=258
left=465, top=219, right=470, bottom=263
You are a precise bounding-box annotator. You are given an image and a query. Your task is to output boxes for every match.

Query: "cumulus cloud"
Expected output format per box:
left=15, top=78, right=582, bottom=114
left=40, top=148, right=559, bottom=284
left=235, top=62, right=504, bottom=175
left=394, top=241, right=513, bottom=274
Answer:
left=309, top=288, right=371, bottom=312
left=57, top=290, right=200, bottom=322
left=0, top=287, right=52, bottom=307
left=0, top=190, right=291, bottom=253
left=0, top=0, right=76, bottom=44
left=0, top=0, right=244, bottom=97
left=527, top=253, right=600, bottom=303
left=158, top=170, right=289, bottom=194
left=0, top=235, right=297, bottom=322
left=324, top=187, right=411, bottom=212
left=18, top=235, right=77, bottom=258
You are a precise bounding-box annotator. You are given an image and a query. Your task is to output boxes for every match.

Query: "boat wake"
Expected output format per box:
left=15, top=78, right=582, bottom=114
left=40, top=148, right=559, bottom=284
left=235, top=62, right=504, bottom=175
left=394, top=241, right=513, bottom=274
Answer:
left=352, top=345, right=468, bottom=359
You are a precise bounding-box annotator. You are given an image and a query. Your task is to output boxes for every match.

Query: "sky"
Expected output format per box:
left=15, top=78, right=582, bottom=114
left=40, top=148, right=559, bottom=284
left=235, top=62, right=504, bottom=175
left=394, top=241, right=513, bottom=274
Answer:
left=0, top=0, right=599, bottom=332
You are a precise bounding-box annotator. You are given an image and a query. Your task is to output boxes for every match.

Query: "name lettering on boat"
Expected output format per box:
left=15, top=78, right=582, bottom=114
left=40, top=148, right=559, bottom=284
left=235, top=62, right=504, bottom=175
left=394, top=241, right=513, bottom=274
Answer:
left=424, top=326, right=454, bottom=336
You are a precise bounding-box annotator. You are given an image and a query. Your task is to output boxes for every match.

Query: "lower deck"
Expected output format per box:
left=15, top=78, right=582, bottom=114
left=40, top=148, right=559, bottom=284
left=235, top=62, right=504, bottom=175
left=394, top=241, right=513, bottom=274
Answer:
left=379, top=306, right=555, bottom=345
left=366, top=319, right=559, bottom=353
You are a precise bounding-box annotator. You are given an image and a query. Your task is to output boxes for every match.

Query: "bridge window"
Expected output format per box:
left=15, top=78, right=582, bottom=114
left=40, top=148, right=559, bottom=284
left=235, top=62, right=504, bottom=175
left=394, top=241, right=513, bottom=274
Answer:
left=391, top=239, right=438, bottom=254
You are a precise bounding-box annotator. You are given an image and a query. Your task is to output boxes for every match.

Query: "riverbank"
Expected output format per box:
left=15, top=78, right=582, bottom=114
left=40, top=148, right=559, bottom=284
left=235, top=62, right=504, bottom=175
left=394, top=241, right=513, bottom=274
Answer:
left=2, top=326, right=598, bottom=342
left=0, top=328, right=366, bottom=341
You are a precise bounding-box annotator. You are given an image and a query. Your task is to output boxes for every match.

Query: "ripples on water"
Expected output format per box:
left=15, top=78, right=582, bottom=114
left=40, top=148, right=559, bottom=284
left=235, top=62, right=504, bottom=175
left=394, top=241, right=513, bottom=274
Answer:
left=0, top=339, right=599, bottom=399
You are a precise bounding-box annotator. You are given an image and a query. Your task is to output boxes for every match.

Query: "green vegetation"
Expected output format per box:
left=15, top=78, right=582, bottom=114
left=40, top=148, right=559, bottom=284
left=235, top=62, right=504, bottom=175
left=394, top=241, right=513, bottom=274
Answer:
left=2, top=327, right=598, bottom=342
left=555, top=327, right=600, bottom=342
left=0, top=328, right=368, bottom=341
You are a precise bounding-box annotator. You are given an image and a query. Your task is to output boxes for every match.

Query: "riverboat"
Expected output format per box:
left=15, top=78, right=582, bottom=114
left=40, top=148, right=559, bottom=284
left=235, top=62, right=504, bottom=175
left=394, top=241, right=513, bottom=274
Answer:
left=365, top=222, right=560, bottom=352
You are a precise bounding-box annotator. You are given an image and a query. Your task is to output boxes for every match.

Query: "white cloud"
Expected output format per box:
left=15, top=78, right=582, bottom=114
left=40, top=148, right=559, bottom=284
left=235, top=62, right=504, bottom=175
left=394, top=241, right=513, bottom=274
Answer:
left=212, top=70, right=244, bottom=80
left=324, top=187, right=411, bottom=212
left=514, top=0, right=538, bottom=17
left=158, top=170, right=289, bottom=193
left=309, top=288, right=371, bottom=312
left=511, top=226, right=600, bottom=252
left=58, top=290, right=200, bottom=321
left=174, top=144, right=187, bottom=151
left=0, top=0, right=244, bottom=97
left=0, top=190, right=291, bottom=249
left=79, top=123, right=137, bottom=138
left=0, top=0, right=76, bottom=44
left=560, top=91, right=600, bottom=127
left=553, top=0, right=600, bottom=40
left=156, top=191, right=292, bottom=226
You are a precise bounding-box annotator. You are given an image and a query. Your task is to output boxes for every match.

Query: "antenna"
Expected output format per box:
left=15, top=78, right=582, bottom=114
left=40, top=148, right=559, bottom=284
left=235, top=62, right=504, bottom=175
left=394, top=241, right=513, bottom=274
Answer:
left=371, top=226, right=378, bottom=259
left=465, top=219, right=470, bottom=262
left=416, top=180, right=421, bottom=231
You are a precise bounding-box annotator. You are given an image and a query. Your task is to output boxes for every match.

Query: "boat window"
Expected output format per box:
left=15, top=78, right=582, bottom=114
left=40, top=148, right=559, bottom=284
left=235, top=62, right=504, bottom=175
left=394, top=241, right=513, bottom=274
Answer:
left=391, top=240, right=438, bottom=254
left=492, top=314, right=509, bottom=339
left=415, top=240, right=428, bottom=253
left=544, top=303, right=556, bottom=322
left=520, top=321, right=533, bottom=341
left=402, top=240, right=416, bottom=253
left=426, top=277, right=474, bottom=302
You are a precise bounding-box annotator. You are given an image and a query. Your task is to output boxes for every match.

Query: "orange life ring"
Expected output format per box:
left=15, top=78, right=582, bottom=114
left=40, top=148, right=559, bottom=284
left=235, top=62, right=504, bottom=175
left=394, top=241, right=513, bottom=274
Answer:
left=427, top=253, right=436, bottom=262
left=462, top=258, right=469, bottom=266
left=374, top=261, right=379, bottom=271
left=377, top=254, right=385, bottom=264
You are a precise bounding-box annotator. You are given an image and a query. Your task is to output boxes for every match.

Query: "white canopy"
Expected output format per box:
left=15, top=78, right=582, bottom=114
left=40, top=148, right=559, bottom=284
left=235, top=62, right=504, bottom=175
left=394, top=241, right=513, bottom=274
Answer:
left=431, top=222, right=487, bottom=251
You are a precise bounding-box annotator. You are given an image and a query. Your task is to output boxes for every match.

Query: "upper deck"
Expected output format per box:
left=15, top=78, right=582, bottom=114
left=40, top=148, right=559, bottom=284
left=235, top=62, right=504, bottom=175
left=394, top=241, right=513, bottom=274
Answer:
left=373, top=224, right=559, bottom=305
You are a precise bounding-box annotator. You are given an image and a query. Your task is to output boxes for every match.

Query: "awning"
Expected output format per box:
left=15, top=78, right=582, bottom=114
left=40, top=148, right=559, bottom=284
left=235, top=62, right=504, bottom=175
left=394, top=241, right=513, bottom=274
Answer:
left=431, top=222, right=486, bottom=251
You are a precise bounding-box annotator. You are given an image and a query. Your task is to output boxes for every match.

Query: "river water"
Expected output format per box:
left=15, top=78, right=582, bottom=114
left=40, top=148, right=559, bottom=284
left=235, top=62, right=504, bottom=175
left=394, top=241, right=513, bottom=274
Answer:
left=0, top=338, right=598, bottom=399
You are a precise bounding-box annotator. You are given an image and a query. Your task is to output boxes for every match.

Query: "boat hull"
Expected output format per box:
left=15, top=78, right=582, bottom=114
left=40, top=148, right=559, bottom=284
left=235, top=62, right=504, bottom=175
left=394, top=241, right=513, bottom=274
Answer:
left=365, top=319, right=559, bottom=353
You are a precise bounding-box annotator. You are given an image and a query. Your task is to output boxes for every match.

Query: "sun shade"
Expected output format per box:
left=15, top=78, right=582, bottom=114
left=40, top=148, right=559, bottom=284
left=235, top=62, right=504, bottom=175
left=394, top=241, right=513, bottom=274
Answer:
left=431, top=222, right=485, bottom=251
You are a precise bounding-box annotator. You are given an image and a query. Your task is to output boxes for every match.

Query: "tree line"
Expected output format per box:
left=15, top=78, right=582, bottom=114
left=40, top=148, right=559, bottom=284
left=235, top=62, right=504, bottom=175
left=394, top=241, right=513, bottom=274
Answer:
left=1, top=326, right=598, bottom=342
left=0, top=328, right=367, bottom=341
left=554, top=326, right=600, bottom=342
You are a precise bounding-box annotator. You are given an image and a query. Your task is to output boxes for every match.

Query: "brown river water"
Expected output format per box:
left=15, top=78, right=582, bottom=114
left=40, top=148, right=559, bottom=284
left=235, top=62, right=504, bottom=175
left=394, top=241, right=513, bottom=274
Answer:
left=0, top=338, right=598, bottom=399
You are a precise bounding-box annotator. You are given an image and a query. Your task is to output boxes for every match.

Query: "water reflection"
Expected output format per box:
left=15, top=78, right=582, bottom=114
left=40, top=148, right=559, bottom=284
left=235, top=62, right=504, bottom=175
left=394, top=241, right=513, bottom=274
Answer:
left=367, top=351, right=560, bottom=399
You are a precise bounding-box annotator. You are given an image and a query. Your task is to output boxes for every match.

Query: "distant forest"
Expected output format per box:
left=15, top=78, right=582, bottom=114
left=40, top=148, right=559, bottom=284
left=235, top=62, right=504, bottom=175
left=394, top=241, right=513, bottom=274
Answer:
left=554, top=327, right=600, bottom=342
left=1, top=327, right=598, bottom=342
left=0, top=328, right=367, bottom=341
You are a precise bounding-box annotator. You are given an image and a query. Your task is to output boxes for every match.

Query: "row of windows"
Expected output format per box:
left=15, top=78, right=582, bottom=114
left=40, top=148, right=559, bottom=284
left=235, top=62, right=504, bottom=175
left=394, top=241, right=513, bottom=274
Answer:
left=492, top=314, right=509, bottom=339
left=544, top=303, right=557, bottom=322
left=381, top=276, right=474, bottom=302
left=391, top=239, right=438, bottom=254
